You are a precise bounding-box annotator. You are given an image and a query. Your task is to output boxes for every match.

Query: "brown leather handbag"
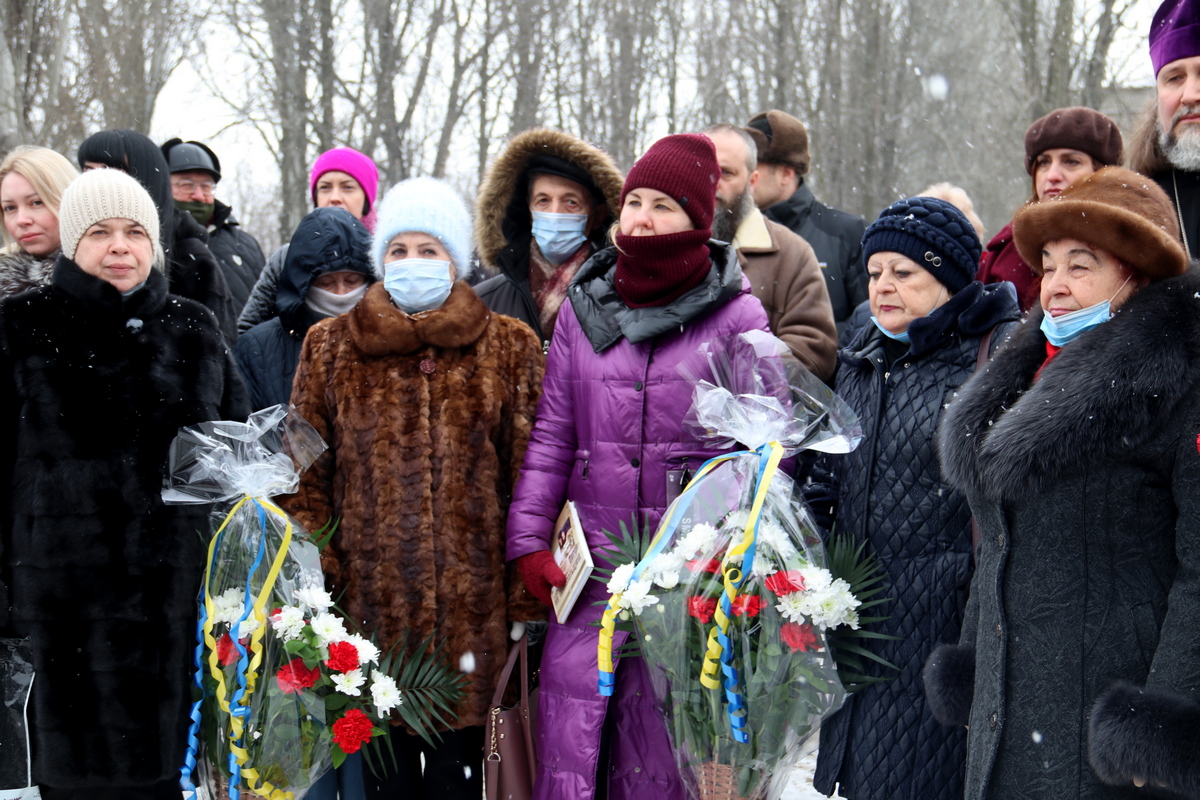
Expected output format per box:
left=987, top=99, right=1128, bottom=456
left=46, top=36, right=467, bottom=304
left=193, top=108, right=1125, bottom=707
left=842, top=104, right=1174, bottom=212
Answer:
left=485, top=634, right=538, bottom=800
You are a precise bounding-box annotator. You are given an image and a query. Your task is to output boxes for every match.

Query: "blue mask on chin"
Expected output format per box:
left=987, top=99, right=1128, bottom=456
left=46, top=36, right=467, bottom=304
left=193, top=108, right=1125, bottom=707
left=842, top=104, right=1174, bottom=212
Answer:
left=531, top=211, right=589, bottom=266
left=870, top=315, right=910, bottom=344
left=1039, top=276, right=1130, bottom=347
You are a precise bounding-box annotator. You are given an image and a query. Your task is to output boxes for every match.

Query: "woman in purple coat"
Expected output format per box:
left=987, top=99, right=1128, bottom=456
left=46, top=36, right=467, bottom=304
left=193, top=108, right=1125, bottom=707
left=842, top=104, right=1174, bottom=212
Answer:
left=507, top=134, right=770, bottom=800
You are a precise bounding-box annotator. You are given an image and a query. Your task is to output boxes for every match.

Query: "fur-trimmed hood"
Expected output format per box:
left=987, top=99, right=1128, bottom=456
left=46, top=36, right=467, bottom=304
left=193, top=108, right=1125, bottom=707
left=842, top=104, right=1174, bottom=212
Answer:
left=939, top=269, right=1200, bottom=502
left=474, top=128, right=624, bottom=274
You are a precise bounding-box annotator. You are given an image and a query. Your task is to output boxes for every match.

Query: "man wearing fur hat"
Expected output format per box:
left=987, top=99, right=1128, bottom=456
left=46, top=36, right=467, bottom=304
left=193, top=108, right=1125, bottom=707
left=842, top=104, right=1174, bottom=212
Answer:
left=1129, top=0, right=1200, bottom=259
left=745, top=110, right=868, bottom=338
left=474, top=129, right=624, bottom=351
left=702, top=124, right=838, bottom=381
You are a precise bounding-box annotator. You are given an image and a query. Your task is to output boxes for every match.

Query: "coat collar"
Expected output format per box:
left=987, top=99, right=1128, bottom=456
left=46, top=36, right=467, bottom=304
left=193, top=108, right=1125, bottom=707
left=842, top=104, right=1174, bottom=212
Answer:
left=50, top=255, right=168, bottom=320
left=348, top=280, right=491, bottom=357
left=762, top=182, right=816, bottom=231
left=938, top=270, right=1200, bottom=502
left=731, top=207, right=775, bottom=252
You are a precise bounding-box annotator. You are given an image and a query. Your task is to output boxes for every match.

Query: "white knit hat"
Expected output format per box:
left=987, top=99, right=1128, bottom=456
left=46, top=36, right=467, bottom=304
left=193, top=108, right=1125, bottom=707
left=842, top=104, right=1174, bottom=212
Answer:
left=59, top=168, right=164, bottom=270
left=372, top=177, right=472, bottom=279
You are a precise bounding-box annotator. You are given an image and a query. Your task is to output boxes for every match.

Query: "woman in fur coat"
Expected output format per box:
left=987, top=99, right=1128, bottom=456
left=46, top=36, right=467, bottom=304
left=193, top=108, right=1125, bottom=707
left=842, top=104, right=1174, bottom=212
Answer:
left=506, top=134, right=770, bottom=800
left=0, top=168, right=247, bottom=799
left=281, top=177, right=545, bottom=800
left=0, top=146, right=77, bottom=298
left=926, top=167, right=1200, bottom=799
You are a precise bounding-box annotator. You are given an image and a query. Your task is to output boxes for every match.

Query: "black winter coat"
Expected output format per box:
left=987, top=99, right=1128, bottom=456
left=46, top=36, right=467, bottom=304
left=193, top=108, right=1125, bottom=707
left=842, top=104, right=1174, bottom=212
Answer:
left=207, top=200, right=266, bottom=319
left=810, top=282, right=1020, bottom=800
left=1153, top=168, right=1200, bottom=262
left=168, top=207, right=238, bottom=342
left=764, top=183, right=867, bottom=333
left=930, top=271, right=1200, bottom=800
left=237, top=243, right=288, bottom=334
left=234, top=208, right=374, bottom=412
left=0, top=258, right=247, bottom=791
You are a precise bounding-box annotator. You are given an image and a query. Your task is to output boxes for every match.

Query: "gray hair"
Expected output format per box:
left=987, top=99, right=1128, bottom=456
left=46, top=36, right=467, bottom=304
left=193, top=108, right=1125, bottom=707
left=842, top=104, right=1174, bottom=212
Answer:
left=703, top=124, right=757, bottom=174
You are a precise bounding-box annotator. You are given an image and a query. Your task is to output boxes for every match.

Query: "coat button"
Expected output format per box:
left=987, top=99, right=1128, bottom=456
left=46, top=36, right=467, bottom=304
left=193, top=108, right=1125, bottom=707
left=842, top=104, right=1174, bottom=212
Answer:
left=634, top=381, right=643, bottom=390
left=995, top=624, right=1002, bottom=638
left=631, top=458, right=640, bottom=467
left=997, top=533, right=1005, bottom=548
left=989, top=712, right=997, bottom=729
left=634, top=767, right=642, bottom=773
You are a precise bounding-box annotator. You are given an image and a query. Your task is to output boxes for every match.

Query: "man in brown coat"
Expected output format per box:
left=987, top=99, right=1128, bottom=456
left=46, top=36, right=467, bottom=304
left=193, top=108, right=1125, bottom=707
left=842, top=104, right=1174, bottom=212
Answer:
left=704, top=124, right=838, bottom=381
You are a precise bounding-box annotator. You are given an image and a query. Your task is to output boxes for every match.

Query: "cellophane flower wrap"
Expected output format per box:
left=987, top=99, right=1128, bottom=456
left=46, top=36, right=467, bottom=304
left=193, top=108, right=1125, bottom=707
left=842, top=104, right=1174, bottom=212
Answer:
left=598, top=331, right=864, bottom=800
left=164, top=405, right=391, bottom=800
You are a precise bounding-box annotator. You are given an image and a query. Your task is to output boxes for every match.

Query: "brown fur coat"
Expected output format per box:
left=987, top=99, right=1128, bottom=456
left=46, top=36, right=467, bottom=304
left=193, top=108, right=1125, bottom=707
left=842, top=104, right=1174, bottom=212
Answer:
left=281, top=281, right=546, bottom=730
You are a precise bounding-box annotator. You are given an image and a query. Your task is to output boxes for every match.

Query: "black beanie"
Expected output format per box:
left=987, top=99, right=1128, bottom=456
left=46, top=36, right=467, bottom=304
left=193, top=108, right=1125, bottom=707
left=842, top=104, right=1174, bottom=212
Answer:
left=862, top=197, right=982, bottom=294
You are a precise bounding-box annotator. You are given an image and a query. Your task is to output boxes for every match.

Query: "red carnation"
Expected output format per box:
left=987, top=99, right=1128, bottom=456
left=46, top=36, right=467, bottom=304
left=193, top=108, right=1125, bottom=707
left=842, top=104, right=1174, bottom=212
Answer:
left=332, top=708, right=375, bottom=754
left=731, top=594, right=766, bottom=618
left=275, top=657, right=321, bottom=694
left=781, top=622, right=819, bottom=653
left=216, top=633, right=247, bottom=667
left=687, top=596, right=718, bottom=624
left=764, top=570, right=806, bottom=596
left=325, top=641, right=360, bottom=673
left=686, top=558, right=722, bottom=575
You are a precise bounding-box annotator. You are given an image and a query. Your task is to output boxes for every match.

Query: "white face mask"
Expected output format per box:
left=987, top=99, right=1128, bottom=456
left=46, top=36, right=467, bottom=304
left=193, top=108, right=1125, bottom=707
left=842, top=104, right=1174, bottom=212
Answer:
left=305, top=283, right=369, bottom=318
left=383, top=258, right=454, bottom=313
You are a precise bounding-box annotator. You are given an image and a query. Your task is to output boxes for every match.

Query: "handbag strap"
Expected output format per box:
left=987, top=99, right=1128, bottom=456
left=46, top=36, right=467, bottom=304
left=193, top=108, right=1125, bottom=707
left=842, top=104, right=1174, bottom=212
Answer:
left=490, top=634, right=530, bottom=708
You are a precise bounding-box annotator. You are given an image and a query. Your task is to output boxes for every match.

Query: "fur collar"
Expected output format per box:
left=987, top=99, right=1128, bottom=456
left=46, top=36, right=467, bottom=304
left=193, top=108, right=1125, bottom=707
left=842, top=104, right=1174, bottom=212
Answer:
left=348, top=280, right=490, bottom=356
left=49, top=255, right=169, bottom=320
left=474, top=128, right=624, bottom=274
left=0, top=248, right=56, bottom=299
left=939, top=270, right=1200, bottom=501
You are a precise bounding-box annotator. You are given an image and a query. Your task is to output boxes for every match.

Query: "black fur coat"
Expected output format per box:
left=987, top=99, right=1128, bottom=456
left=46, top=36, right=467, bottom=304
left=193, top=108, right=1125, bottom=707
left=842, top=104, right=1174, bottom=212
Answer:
left=0, top=257, right=247, bottom=790
left=928, top=271, right=1200, bottom=800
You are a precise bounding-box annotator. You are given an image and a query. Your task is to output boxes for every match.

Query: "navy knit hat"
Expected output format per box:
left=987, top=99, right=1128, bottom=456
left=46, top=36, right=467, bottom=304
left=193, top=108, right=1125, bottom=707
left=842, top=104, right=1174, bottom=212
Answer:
left=862, top=197, right=982, bottom=294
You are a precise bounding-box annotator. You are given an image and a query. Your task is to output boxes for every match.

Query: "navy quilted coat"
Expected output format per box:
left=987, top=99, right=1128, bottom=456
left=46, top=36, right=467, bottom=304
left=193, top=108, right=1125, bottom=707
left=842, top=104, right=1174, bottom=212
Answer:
left=810, top=281, right=1019, bottom=800
left=507, top=243, right=769, bottom=800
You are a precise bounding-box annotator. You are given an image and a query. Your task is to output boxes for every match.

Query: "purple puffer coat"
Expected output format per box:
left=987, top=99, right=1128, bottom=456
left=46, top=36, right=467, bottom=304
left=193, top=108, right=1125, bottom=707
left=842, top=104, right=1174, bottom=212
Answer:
left=508, top=244, right=770, bottom=800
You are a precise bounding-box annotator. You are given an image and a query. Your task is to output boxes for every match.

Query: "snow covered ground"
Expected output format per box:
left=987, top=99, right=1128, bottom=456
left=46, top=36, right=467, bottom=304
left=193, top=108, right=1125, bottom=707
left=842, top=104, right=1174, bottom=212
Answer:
left=780, top=751, right=825, bottom=800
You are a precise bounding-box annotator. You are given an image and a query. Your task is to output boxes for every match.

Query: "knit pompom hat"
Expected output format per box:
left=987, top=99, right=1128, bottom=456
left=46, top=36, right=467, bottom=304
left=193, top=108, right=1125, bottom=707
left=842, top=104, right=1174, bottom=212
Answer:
left=372, top=177, right=473, bottom=280
left=58, top=168, right=164, bottom=270
left=1013, top=166, right=1187, bottom=281
left=1023, top=107, right=1123, bottom=175
left=621, top=134, right=719, bottom=233
left=310, top=147, right=380, bottom=232
left=862, top=196, right=982, bottom=294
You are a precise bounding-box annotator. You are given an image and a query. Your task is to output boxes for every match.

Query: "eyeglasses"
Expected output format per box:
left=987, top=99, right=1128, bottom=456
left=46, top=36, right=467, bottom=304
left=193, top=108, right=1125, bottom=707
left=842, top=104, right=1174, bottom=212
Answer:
left=172, top=179, right=216, bottom=194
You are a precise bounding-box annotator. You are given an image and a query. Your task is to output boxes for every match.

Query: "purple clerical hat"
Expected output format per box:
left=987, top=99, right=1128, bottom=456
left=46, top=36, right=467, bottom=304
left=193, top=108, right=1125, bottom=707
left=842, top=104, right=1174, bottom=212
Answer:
left=1152, top=0, right=1200, bottom=75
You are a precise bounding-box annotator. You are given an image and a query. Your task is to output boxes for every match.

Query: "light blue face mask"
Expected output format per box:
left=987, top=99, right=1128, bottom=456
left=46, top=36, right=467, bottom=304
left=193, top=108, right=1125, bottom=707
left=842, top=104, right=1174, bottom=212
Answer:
left=1039, top=276, right=1130, bottom=347
left=531, top=211, right=589, bottom=266
left=384, top=258, right=453, bottom=314
left=870, top=315, right=910, bottom=343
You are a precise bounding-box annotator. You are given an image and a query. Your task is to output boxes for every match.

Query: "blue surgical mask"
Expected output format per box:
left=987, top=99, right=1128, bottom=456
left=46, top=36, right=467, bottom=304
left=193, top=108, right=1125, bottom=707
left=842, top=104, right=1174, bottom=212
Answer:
left=870, top=315, right=910, bottom=343
left=1039, top=276, right=1130, bottom=347
left=384, top=258, right=453, bottom=314
left=531, top=211, right=589, bottom=266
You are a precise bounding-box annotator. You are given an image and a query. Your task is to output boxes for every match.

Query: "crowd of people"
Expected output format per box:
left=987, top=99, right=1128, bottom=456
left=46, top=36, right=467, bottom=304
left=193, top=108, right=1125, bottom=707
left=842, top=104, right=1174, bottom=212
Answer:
left=1, top=1, right=1199, bottom=799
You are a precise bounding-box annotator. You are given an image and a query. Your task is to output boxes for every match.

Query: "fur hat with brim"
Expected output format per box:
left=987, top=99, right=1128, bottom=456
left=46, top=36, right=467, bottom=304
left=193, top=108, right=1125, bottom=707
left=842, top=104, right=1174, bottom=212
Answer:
left=1013, top=166, right=1187, bottom=281
left=372, top=177, right=472, bottom=279
left=59, top=168, right=164, bottom=270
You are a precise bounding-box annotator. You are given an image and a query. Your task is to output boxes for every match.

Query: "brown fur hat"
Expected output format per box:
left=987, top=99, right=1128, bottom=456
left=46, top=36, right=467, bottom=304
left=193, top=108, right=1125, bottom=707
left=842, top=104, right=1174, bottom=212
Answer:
left=474, top=128, right=624, bottom=271
left=1013, top=166, right=1187, bottom=280
left=744, top=110, right=810, bottom=176
left=1024, top=107, right=1124, bottom=175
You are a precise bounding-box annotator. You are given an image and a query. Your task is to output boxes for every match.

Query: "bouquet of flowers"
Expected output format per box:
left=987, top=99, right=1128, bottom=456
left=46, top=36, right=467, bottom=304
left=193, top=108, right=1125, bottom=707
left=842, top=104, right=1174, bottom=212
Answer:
left=598, top=331, right=864, bottom=800
left=164, top=405, right=466, bottom=800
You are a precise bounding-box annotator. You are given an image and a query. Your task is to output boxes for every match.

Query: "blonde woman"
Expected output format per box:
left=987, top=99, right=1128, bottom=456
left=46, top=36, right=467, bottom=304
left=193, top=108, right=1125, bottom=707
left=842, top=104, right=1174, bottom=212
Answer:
left=0, top=146, right=77, bottom=297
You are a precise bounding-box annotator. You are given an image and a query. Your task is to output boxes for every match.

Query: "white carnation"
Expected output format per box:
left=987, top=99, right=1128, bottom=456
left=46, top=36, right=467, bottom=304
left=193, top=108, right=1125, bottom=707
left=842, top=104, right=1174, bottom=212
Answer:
left=344, top=633, right=380, bottom=666
left=749, top=555, right=778, bottom=580
left=331, top=669, right=366, bottom=696
left=756, top=520, right=797, bottom=560
left=607, top=563, right=636, bottom=595
left=237, top=615, right=262, bottom=639
left=675, top=522, right=720, bottom=561
left=212, top=588, right=245, bottom=627
left=371, top=672, right=403, bottom=715
left=616, top=576, right=659, bottom=615
left=648, top=552, right=684, bottom=589
left=270, top=606, right=307, bottom=642
left=798, top=566, right=833, bottom=593
left=295, top=585, right=334, bottom=614
left=310, top=612, right=349, bottom=646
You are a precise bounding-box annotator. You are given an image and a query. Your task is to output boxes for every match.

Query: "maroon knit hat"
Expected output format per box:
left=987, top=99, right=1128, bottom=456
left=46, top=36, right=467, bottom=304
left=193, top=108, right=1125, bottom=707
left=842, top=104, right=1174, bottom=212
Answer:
left=1023, top=107, right=1123, bottom=175
left=621, top=134, right=719, bottom=234
left=1152, top=0, right=1200, bottom=76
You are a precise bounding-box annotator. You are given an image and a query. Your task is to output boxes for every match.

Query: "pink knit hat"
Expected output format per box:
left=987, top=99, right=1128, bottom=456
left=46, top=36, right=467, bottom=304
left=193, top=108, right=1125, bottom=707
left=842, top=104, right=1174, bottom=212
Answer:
left=309, top=147, right=380, bottom=232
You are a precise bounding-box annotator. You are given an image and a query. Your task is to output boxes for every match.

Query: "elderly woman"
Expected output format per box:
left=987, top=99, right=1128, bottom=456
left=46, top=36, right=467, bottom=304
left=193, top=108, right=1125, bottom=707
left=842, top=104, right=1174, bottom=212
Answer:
left=977, top=107, right=1123, bottom=312
left=926, top=167, right=1200, bottom=799
left=0, top=168, right=246, bottom=798
left=808, top=198, right=1020, bottom=800
left=0, top=146, right=77, bottom=297
left=281, top=176, right=544, bottom=800
left=506, top=134, right=771, bottom=800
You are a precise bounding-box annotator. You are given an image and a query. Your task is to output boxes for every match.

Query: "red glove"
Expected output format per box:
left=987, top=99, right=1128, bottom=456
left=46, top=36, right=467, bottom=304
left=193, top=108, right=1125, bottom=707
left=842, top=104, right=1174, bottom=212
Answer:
left=516, top=550, right=566, bottom=606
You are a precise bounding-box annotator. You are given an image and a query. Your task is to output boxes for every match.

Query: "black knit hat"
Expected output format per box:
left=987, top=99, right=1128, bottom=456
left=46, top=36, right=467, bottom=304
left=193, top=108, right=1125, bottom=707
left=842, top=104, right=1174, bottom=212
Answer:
left=862, top=197, right=982, bottom=294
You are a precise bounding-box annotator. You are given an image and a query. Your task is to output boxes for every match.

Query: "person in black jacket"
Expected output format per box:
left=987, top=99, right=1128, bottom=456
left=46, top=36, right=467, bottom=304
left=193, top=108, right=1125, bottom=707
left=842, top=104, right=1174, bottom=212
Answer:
left=162, top=138, right=266, bottom=323
left=0, top=167, right=247, bottom=799
left=234, top=207, right=374, bottom=412
left=744, top=110, right=868, bottom=341
left=807, top=197, right=1020, bottom=800
left=78, top=130, right=237, bottom=341
left=472, top=128, right=624, bottom=351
